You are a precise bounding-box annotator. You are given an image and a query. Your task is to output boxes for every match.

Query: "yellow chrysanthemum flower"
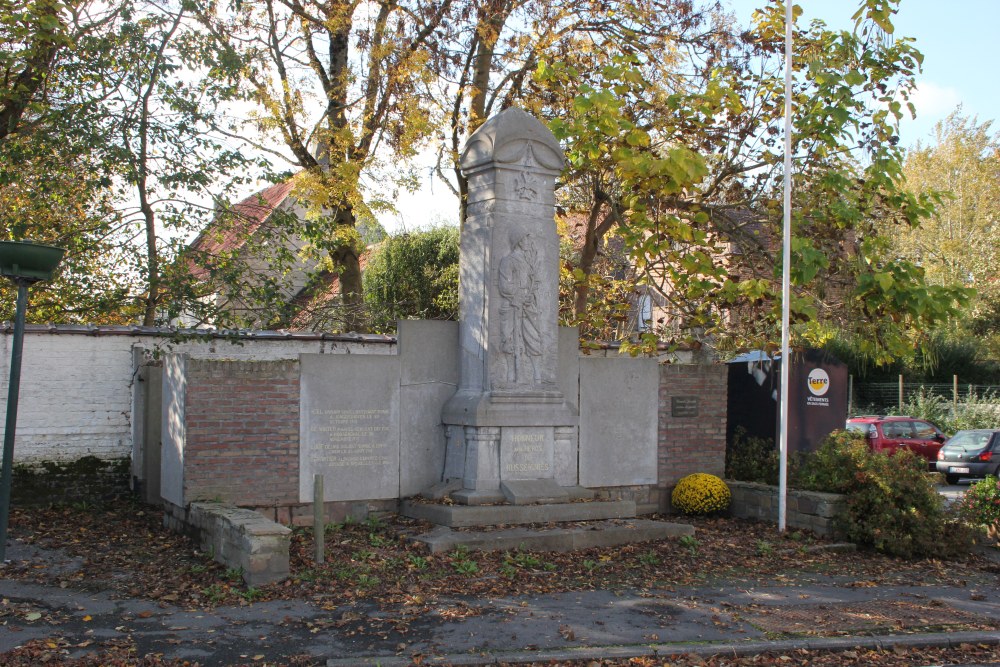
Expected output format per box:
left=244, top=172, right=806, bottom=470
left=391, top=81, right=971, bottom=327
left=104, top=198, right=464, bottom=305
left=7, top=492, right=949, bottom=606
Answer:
left=671, top=473, right=731, bottom=515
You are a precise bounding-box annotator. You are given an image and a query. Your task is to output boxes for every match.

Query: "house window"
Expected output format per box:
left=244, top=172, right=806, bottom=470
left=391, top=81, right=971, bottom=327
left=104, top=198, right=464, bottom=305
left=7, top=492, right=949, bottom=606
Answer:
left=637, top=293, right=652, bottom=332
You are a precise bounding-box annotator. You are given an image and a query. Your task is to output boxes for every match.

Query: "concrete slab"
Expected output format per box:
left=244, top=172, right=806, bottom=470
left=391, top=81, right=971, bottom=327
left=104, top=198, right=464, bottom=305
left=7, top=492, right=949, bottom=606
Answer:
left=410, top=519, right=694, bottom=553
left=579, top=356, right=658, bottom=487
left=400, top=499, right=636, bottom=527
left=450, top=488, right=506, bottom=505
left=424, top=478, right=463, bottom=501
left=501, top=478, right=567, bottom=504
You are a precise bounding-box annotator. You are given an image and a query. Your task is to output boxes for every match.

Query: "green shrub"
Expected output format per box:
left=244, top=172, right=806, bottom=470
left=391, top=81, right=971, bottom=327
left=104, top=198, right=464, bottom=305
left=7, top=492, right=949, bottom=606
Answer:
left=889, top=386, right=999, bottom=433
left=726, top=428, right=779, bottom=484
left=841, top=448, right=973, bottom=559
left=796, top=429, right=869, bottom=493
left=671, top=473, right=731, bottom=515
left=362, top=226, right=460, bottom=333
left=958, top=476, right=1000, bottom=544
left=726, top=428, right=804, bottom=485
left=799, top=429, right=972, bottom=559
left=889, top=386, right=953, bottom=429
left=952, top=389, right=1000, bottom=431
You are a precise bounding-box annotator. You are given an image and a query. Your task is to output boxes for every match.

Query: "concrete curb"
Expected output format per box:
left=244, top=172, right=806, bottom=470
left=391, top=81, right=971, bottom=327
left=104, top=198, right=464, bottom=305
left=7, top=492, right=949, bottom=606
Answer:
left=326, top=630, right=1000, bottom=666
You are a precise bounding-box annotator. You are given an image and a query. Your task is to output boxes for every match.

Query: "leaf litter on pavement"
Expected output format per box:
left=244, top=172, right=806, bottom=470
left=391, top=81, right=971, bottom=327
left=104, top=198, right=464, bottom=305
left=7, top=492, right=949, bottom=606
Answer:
left=5, top=497, right=1000, bottom=666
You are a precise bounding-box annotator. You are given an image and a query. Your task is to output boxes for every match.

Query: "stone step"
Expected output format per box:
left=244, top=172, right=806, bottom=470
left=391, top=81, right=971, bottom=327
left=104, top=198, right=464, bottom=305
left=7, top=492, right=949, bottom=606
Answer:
left=410, top=519, right=694, bottom=553
left=401, top=499, right=637, bottom=528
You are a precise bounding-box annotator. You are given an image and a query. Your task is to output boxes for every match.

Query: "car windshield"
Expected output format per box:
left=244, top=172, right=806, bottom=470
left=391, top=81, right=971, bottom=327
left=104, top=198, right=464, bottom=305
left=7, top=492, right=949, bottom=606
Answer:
left=945, top=430, right=995, bottom=451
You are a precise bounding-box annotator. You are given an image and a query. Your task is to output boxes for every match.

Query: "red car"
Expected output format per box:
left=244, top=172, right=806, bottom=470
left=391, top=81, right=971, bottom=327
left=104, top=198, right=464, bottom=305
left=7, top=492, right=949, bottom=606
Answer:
left=845, top=416, right=947, bottom=466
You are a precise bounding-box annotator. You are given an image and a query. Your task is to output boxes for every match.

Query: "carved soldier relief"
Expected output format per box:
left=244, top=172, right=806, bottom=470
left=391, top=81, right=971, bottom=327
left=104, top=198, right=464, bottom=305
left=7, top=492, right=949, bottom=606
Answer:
left=497, top=227, right=542, bottom=388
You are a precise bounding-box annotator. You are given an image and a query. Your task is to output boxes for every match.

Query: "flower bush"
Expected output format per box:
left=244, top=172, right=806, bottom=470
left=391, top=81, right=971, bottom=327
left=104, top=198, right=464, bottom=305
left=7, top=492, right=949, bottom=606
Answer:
left=672, top=473, right=731, bottom=515
left=959, top=476, right=1000, bottom=544
left=800, top=430, right=974, bottom=559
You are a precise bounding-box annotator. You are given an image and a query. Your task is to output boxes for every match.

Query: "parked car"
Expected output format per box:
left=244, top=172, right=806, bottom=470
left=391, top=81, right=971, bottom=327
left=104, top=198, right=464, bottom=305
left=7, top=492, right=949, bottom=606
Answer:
left=935, top=429, right=1000, bottom=484
left=845, top=415, right=947, bottom=467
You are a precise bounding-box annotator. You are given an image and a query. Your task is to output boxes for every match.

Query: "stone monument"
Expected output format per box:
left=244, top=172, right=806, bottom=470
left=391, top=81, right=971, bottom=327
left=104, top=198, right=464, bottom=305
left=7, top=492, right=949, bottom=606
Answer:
left=440, top=108, right=580, bottom=505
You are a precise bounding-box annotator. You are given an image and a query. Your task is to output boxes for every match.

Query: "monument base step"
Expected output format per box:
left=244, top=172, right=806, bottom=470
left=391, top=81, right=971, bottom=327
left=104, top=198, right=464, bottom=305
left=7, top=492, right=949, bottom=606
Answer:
left=448, top=483, right=595, bottom=506
left=409, top=519, right=694, bottom=553
left=401, top=499, right=636, bottom=528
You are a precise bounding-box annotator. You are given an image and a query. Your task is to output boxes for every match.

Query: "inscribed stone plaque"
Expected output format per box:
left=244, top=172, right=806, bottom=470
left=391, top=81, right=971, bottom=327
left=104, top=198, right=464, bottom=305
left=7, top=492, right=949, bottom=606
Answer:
left=671, top=396, right=699, bottom=419
left=500, top=427, right=554, bottom=480
left=579, top=357, right=658, bottom=487
left=299, top=354, right=400, bottom=502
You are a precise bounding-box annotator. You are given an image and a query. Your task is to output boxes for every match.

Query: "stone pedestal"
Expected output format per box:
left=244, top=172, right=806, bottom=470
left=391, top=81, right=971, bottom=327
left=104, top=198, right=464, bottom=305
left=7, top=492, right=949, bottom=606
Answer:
left=440, top=108, right=578, bottom=504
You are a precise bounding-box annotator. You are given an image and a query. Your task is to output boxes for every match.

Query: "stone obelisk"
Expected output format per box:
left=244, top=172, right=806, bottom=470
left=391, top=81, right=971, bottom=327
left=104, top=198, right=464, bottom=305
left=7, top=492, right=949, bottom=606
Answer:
left=440, top=108, right=579, bottom=505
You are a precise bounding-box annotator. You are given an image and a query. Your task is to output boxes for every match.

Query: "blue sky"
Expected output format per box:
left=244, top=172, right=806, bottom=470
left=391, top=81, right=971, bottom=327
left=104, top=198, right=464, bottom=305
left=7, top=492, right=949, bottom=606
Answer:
left=725, top=0, right=998, bottom=148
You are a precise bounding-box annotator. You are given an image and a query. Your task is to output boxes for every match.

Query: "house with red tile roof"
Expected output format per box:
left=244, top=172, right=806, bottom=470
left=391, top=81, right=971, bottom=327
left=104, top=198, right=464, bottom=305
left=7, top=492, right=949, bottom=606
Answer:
left=182, top=176, right=383, bottom=332
left=187, top=180, right=297, bottom=281
left=183, top=178, right=338, bottom=329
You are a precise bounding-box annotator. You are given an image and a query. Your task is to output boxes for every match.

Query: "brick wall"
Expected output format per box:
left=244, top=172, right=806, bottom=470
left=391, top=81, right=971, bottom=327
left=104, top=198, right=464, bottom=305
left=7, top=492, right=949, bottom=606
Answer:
left=183, top=359, right=300, bottom=507
left=658, top=364, right=728, bottom=503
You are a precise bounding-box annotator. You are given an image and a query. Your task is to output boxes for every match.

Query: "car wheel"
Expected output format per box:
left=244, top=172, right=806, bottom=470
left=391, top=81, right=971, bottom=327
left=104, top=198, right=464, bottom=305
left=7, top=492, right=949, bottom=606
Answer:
left=945, top=474, right=961, bottom=485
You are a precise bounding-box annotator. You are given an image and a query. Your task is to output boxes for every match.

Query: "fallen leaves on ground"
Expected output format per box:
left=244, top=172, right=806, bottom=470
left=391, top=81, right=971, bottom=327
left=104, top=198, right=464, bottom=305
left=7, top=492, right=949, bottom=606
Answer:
left=506, top=643, right=1000, bottom=666
left=7, top=498, right=1000, bottom=612
left=6, top=499, right=1000, bottom=666
left=0, top=637, right=318, bottom=666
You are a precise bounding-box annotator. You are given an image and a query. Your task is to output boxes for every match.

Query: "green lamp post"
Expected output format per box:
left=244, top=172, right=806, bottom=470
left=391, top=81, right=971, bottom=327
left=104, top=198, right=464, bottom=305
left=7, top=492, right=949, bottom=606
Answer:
left=0, top=239, right=64, bottom=563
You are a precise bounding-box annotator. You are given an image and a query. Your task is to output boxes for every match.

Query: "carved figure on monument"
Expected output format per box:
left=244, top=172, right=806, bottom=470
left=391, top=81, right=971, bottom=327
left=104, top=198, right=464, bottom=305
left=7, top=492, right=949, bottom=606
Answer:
left=498, top=227, right=541, bottom=386
left=514, top=169, right=539, bottom=201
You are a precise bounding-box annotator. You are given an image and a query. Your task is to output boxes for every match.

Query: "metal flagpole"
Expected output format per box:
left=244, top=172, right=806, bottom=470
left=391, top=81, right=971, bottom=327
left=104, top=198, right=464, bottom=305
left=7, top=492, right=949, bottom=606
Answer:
left=0, top=281, right=28, bottom=562
left=778, top=0, right=794, bottom=534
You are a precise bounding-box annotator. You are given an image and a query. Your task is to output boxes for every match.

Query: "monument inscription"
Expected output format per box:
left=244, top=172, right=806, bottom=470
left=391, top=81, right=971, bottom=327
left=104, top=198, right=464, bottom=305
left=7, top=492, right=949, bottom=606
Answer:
left=300, top=354, right=400, bottom=502
left=500, top=427, right=554, bottom=480
left=671, top=396, right=700, bottom=418
left=307, top=408, right=392, bottom=468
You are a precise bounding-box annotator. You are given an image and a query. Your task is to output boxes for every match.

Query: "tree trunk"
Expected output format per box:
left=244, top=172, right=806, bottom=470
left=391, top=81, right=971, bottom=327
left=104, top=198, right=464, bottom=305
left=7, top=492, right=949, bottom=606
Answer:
left=574, top=200, right=604, bottom=319
left=331, top=207, right=366, bottom=333
left=138, top=10, right=184, bottom=326
left=574, top=192, right=622, bottom=322
left=456, top=0, right=514, bottom=229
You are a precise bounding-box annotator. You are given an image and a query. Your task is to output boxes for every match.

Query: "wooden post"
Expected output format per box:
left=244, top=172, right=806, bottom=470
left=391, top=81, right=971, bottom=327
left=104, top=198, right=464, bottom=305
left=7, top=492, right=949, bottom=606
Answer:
left=953, top=374, right=959, bottom=411
left=313, top=474, right=325, bottom=564
left=898, top=374, right=904, bottom=413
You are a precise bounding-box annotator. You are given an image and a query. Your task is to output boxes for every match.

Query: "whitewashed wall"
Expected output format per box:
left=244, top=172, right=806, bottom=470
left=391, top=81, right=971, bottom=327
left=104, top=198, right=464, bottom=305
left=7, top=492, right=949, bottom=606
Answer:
left=0, top=326, right=395, bottom=464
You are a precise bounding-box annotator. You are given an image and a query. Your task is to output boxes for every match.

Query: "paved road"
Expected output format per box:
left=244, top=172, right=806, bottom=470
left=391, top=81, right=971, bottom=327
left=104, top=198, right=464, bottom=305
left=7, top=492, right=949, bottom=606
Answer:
left=4, top=556, right=1000, bottom=666
left=1, top=485, right=994, bottom=666
left=939, top=481, right=971, bottom=507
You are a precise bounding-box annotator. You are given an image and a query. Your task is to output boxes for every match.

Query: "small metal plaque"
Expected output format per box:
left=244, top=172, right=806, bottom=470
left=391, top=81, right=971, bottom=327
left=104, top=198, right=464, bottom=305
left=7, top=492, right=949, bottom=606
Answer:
left=671, top=396, right=699, bottom=418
